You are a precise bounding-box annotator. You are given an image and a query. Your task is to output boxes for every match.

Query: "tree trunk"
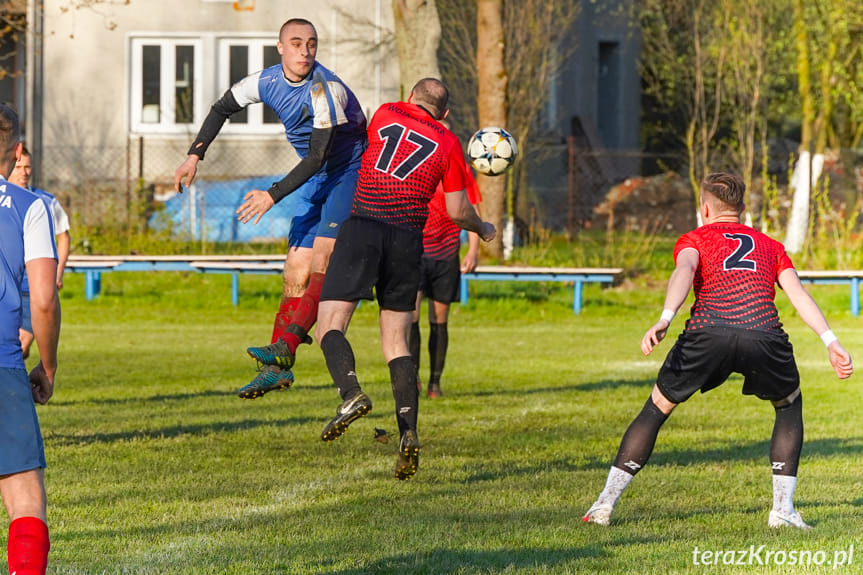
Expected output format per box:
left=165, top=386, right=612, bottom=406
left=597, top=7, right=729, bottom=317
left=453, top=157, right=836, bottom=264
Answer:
left=784, top=0, right=813, bottom=253
left=392, top=0, right=442, bottom=98
left=476, top=0, right=507, bottom=260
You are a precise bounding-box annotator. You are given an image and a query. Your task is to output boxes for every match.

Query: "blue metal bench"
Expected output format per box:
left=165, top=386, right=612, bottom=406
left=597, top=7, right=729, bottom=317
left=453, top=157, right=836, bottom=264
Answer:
left=797, top=270, right=863, bottom=316
left=460, top=266, right=623, bottom=314
left=66, top=255, right=285, bottom=303
left=66, top=257, right=861, bottom=316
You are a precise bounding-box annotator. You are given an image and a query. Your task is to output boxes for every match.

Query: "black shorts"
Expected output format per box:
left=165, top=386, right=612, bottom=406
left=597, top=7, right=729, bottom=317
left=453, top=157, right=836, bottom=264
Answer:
left=656, top=327, right=800, bottom=403
left=320, top=216, right=423, bottom=311
left=418, top=255, right=461, bottom=303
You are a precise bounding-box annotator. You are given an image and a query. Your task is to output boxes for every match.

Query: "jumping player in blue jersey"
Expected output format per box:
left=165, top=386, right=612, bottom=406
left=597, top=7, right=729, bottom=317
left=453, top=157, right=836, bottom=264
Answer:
left=174, top=18, right=367, bottom=399
left=0, top=103, right=62, bottom=575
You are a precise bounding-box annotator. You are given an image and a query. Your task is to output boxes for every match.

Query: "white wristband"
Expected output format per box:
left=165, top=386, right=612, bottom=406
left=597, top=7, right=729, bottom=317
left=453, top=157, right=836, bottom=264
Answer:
left=820, top=329, right=838, bottom=347
left=660, top=309, right=675, bottom=323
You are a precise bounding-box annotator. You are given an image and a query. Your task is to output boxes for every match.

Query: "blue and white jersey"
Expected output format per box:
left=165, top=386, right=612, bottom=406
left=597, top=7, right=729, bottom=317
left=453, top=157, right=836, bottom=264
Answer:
left=0, top=176, right=57, bottom=369
left=21, top=187, right=69, bottom=293
left=231, top=61, right=367, bottom=173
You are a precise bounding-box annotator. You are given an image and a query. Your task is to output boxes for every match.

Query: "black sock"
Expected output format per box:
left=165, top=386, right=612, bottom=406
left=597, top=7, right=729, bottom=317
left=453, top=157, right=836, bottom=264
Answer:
left=612, top=398, right=669, bottom=476
left=409, top=322, right=420, bottom=379
left=771, top=394, right=803, bottom=476
left=320, top=330, right=361, bottom=401
left=389, top=356, right=418, bottom=435
left=428, top=322, right=448, bottom=386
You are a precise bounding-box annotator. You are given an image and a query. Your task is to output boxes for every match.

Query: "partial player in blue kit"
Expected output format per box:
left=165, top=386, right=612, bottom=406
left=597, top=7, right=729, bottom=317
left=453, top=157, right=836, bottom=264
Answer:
left=0, top=103, right=62, bottom=575
left=10, top=147, right=71, bottom=360
left=174, top=18, right=367, bottom=399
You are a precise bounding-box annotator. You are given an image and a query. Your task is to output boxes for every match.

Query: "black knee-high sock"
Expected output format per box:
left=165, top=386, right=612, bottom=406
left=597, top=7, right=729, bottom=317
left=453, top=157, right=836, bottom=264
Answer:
left=770, top=394, right=803, bottom=476
left=320, top=330, right=361, bottom=401
left=389, top=356, right=418, bottom=435
left=428, top=322, right=448, bottom=386
left=409, top=322, right=421, bottom=378
left=612, top=398, right=670, bottom=476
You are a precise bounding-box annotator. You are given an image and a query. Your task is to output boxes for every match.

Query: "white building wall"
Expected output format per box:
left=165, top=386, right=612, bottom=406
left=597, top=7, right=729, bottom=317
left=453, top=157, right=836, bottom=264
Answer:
left=37, top=0, right=398, bottom=184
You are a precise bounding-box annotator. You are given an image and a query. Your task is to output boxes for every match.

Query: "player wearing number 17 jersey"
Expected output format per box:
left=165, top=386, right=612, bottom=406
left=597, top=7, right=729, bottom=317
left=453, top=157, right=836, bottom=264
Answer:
left=583, top=172, right=853, bottom=529
left=313, top=78, right=496, bottom=480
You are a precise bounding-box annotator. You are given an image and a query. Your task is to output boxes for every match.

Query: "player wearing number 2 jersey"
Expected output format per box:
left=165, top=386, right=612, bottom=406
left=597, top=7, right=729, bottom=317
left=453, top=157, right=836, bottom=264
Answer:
left=584, top=172, right=853, bottom=530
left=312, top=78, right=496, bottom=480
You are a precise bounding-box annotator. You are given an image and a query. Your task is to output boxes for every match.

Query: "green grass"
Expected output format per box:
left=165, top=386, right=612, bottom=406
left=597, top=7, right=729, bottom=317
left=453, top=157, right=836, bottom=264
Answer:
left=13, top=271, right=863, bottom=574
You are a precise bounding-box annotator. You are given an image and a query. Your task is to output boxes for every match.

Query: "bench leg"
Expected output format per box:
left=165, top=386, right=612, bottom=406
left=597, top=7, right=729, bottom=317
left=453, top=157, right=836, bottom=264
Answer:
left=852, top=278, right=859, bottom=317
left=573, top=281, right=583, bottom=314
left=460, top=276, right=469, bottom=307
left=232, top=273, right=239, bottom=307
left=85, top=271, right=101, bottom=301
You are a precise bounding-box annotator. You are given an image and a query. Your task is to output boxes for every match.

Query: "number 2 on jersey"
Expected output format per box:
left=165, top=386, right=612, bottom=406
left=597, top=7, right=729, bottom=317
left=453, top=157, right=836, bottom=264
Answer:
left=723, top=233, right=756, bottom=271
left=374, top=123, right=438, bottom=180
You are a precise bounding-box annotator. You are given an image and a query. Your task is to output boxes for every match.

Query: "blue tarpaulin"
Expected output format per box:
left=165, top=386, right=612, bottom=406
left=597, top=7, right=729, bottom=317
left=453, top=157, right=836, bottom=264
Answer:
left=153, top=176, right=300, bottom=242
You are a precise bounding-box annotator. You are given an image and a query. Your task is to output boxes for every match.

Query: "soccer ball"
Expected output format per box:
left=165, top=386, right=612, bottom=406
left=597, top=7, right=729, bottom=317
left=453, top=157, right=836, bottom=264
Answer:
left=466, top=127, right=518, bottom=176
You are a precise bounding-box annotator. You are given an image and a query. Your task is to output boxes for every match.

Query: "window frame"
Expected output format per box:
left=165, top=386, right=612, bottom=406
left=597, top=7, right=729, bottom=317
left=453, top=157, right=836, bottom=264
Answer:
left=216, top=37, right=284, bottom=136
left=129, top=36, right=204, bottom=135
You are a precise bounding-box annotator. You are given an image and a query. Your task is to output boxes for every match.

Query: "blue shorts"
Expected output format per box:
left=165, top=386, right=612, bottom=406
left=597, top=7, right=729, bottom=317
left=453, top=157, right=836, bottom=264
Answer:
left=0, top=367, right=46, bottom=475
left=288, top=160, right=360, bottom=249
left=20, top=291, right=32, bottom=333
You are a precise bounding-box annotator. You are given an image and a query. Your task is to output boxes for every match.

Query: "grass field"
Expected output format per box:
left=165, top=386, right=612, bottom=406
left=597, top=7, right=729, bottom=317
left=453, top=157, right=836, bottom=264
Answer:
left=12, top=269, right=863, bottom=574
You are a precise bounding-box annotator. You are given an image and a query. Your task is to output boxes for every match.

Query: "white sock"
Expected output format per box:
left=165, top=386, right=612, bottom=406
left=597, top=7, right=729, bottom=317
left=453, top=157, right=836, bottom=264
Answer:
left=596, top=466, right=634, bottom=508
left=772, top=475, right=797, bottom=515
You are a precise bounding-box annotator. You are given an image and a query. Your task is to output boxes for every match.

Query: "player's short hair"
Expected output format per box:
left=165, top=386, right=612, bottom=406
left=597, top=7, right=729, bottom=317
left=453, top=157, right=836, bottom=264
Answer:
left=280, top=18, right=316, bottom=41
left=701, top=172, right=745, bottom=211
left=0, top=103, right=20, bottom=156
left=410, top=78, right=449, bottom=118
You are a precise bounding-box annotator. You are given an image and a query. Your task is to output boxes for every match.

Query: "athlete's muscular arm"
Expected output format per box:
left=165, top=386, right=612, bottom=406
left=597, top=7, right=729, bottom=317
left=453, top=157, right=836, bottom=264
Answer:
left=461, top=231, right=480, bottom=273
left=641, top=247, right=698, bottom=355
left=235, top=127, right=336, bottom=225
left=26, top=257, right=60, bottom=404
left=778, top=268, right=853, bottom=379
left=444, top=190, right=495, bottom=242
left=174, top=89, right=245, bottom=193
left=55, top=230, right=70, bottom=290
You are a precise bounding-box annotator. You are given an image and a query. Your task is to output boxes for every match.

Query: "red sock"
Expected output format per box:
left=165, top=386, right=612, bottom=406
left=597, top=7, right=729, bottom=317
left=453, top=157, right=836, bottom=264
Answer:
left=283, top=272, right=325, bottom=352
left=271, top=297, right=301, bottom=343
left=8, top=517, right=49, bottom=575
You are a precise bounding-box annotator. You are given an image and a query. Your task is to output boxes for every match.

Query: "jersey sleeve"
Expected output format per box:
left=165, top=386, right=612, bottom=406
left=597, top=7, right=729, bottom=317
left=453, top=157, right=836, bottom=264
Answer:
left=776, top=249, right=795, bottom=276
left=23, top=199, right=57, bottom=262
left=230, top=70, right=264, bottom=108
left=440, top=141, right=467, bottom=194
left=311, top=80, right=350, bottom=129
left=48, top=197, right=70, bottom=235
left=673, top=232, right=699, bottom=263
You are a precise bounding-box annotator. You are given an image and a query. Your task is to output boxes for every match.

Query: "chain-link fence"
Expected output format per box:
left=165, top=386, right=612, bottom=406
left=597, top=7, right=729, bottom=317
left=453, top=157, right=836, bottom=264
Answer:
left=49, top=134, right=863, bottom=248
left=514, top=139, right=689, bottom=240
left=38, top=136, right=298, bottom=240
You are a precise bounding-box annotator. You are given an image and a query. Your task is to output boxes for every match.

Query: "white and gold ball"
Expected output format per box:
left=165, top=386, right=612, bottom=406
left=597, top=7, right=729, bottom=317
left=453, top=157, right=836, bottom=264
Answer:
left=466, top=127, right=518, bottom=176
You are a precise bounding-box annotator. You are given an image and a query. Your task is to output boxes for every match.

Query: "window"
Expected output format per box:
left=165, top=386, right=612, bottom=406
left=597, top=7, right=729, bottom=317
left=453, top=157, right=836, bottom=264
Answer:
left=130, top=37, right=202, bottom=133
left=217, top=38, right=283, bottom=134
left=129, top=35, right=282, bottom=136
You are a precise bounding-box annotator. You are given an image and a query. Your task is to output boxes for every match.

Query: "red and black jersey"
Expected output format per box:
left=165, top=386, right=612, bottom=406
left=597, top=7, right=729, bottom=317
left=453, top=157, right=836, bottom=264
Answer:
left=675, top=222, right=795, bottom=333
left=351, top=101, right=466, bottom=231
left=422, top=159, right=481, bottom=260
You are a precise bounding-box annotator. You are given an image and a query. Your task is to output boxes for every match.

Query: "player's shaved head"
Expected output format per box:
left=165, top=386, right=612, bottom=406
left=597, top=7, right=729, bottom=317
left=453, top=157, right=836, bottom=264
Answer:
left=410, top=78, right=450, bottom=120
left=701, top=172, right=745, bottom=212
left=280, top=18, right=316, bottom=41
